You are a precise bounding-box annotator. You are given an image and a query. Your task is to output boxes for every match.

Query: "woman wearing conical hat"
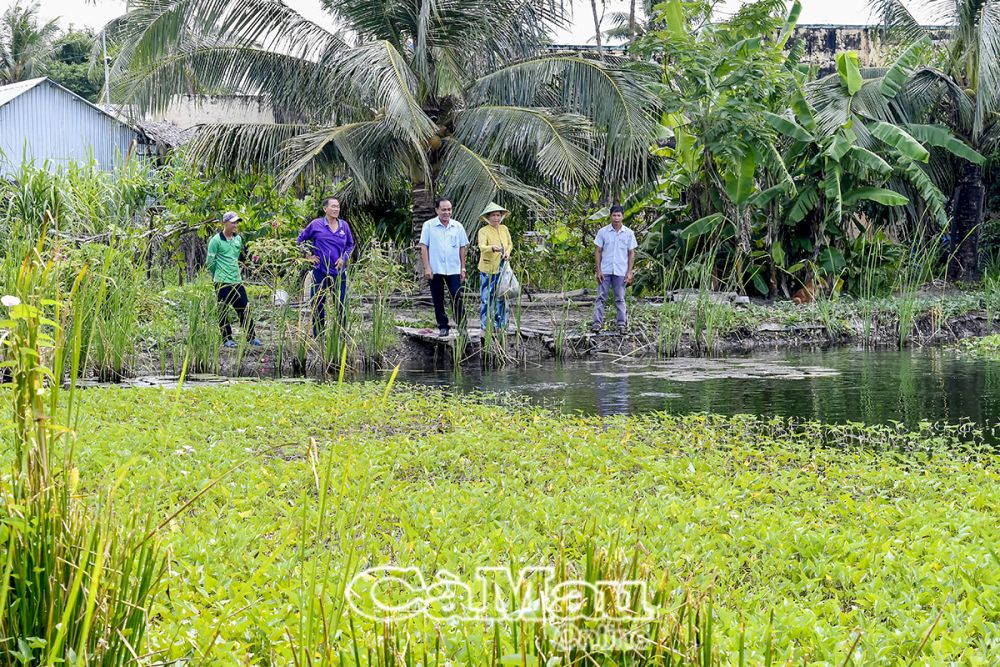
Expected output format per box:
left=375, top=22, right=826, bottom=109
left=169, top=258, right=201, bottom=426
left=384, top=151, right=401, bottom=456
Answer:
left=477, top=202, right=514, bottom=334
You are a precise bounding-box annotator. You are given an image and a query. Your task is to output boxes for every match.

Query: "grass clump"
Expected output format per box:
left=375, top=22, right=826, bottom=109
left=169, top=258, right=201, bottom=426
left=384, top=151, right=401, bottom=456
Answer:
left=0, top=254, right=164, bottom=665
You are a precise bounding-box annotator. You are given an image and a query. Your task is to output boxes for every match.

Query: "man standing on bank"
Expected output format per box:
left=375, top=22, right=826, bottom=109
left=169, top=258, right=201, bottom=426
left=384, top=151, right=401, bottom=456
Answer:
left=206, top=211, right=276, bottom=347
left=419, top=198, right=469, bottom=337
left=592, top=204, right=637, bottom=334
left=298, top=197, right=355, bottom=337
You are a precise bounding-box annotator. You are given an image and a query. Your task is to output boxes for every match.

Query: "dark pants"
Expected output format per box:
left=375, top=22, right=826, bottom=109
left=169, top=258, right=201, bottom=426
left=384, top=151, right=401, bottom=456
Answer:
left=216, top=283, right=255, bottom=341
left=311, top=270, right=348, bottom=337
left=429, top=273, right=465, bottom=331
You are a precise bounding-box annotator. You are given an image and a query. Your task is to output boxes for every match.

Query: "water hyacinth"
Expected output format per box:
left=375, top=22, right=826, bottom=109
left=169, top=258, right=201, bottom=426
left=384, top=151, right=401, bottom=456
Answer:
left=61, top=382, right=1000, bottom=665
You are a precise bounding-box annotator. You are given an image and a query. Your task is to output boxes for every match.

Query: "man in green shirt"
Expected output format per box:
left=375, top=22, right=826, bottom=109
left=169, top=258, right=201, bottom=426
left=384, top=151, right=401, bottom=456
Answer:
left=206, top=211, right=274, bottom=347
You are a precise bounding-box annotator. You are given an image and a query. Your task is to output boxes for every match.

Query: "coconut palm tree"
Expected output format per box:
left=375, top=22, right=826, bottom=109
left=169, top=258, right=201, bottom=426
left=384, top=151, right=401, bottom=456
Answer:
left=106, top=0, right=659, bottom=238
left=874, top=0, right=1000, bottom=281
left=0, top=2, right=59, bottom=85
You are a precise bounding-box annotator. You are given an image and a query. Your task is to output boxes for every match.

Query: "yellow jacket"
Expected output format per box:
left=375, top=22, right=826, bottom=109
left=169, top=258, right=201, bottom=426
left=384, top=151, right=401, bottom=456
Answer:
left=477, top=224, right=513, bottom=274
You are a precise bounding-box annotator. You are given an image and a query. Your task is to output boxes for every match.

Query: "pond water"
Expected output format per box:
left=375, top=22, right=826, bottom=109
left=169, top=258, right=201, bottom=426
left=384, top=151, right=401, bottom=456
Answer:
left=381, top=347, right=1000, bottom=434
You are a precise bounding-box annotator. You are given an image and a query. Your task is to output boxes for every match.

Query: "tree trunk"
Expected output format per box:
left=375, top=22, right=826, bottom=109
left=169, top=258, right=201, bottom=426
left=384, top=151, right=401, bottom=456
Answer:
left=411, top=184, right=437, bottom=278
left=412, top=184, right=437, bottom=243
left=590, top=0, right=604, bottom=58
left=628, top=0, right=637, bottom=41
left=947, top=160, right=985, bottom=283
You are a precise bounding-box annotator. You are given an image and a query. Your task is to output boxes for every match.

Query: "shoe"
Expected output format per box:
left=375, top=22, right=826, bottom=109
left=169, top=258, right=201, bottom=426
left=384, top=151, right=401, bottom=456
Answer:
left=250, top=338, right=263, bottom=346
left=591, top=323, right=602, bottom=334
left=618, top=325, right=628, bottom=334
left=438, top=327, right=449, bottom=337
left=223, top=339, right=237, bottom=348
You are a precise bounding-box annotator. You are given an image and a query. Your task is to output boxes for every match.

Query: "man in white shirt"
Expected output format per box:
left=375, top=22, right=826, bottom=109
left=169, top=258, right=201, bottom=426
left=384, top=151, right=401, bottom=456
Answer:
left=419, top=197, right=469, bottom=337
left=592, top=204, right=637, bottom=334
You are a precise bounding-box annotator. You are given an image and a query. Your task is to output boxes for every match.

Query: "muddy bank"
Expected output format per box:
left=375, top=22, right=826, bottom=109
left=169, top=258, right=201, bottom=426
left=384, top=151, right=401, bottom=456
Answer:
left=71, top=290, right=1000, bottom=382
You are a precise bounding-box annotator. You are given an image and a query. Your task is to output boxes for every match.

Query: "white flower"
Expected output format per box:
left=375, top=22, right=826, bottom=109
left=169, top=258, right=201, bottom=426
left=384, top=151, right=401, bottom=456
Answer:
left=1, top=295, right=20, bottom=308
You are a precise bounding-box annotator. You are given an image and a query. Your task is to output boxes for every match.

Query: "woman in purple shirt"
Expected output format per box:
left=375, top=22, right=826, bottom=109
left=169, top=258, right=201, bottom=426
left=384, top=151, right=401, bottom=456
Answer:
left=298, top=197, right=355, bottom=337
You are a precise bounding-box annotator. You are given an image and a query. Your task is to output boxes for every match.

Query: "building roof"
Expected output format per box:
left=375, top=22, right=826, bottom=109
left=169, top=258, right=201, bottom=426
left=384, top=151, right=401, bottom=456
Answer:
left=0, top=77, right=47, bottom=109
left=135, top=118, right=194, bottom=147
left=0, top=76, right=143, bottom=136
left=102, top=103, right=192, bottom=148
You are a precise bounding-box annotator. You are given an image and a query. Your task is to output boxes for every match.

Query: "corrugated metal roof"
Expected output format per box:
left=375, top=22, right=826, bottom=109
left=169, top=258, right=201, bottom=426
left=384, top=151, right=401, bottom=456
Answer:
left=0, top=77, right=46, bottom=108
left=0, top=77, right=149, bottom=174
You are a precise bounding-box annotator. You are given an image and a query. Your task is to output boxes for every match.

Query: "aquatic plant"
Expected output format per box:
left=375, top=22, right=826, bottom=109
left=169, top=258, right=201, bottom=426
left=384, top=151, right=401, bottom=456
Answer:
left=63, top=380, right=1000, bottom=665
left=0, top=252, right=164, bottom=664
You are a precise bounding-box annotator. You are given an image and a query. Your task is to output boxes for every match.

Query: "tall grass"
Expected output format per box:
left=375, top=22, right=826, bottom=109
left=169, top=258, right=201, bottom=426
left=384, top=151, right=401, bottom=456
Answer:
left=287, top=526, right=785, bottom=667
left=168, top=277, right=222, bottom=374
left=354, top=242, right=405, bottom=368
left=72, top=241, right=147, bottom=381
left=0, top=250, right=164, bottom=664
left=982, top=274, right=1000, bottom=334
left=894, top=232, right=942, bottom=348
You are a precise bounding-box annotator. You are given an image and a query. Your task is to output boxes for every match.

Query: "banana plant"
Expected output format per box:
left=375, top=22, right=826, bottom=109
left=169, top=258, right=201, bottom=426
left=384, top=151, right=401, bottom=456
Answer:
left=764, top=45, right=984, bottom=293
left=634, top=0, right=984, bottom=298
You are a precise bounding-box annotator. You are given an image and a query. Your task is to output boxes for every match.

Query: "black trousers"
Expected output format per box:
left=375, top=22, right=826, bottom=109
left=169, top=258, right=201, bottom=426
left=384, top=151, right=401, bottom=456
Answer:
left=216, top=283, right=256, bottom=341
left=429, top=273, right=465, bottom=330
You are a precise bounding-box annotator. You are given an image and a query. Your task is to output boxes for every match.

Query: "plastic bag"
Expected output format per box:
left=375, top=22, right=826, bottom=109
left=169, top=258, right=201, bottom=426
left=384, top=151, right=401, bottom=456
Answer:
left=497, top=261, right=520, bottom=298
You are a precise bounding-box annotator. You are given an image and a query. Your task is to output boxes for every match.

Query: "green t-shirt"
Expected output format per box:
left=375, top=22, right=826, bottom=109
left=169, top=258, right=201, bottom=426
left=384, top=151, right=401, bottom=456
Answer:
left=206, top=226, right=271, bottom=284
left=206, top=232, right=245, bottom=284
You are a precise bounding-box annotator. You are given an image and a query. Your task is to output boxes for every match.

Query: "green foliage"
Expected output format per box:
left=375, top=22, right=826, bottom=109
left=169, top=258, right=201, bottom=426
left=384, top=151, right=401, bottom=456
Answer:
left=0, top=156, right=158, bottom=236
left=159, top=153, right=321, bottom=235
left=107, top=0, right=660, bottom=232
left=0, top=253, right=164, bottom=665
left=60, top=382, right=1000, bottom=664
left=0, top=1, right=58, bottom=85
left=47, top=30, right=102, bottom=102
left=632, top=0, right=975, bottom=298
left=517, top=218, right=595, bottom=291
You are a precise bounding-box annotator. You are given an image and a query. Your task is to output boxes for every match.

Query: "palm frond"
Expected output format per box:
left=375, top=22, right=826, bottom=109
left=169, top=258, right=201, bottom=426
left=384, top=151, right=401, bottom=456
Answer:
left=870, top=0, right=931, bottom=45
left=437, top=137, right=547, bottom=231
left=453, top=105, right=599, bottom=188
left=278, top=119, right=418, bottom=199
left=894, top=156, right=949, bottom=226
left=905, top=67, right=976, bottom=133
left=186, top=122, right=310, bottom=173
left=806, top=74, right=852, bottom=135
left=335, top=40, right=437, bottom=147
left=471, top=54, right=659, bottom=183
left=981, top=117, right=1000, bottom=153
left=112, top=42, right=339, bottom=118
left=106, top=0, right=346, bottom=111
left=327, top=0, right=567, bottom=72
left=974, top=0, right=1000, bottom=138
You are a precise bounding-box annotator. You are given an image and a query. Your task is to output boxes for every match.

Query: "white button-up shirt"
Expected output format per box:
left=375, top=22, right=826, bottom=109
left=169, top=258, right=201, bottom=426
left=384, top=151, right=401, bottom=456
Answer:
left=594, top=224, right=638, bottom=275
left=419, top=216, right=469, bottom=275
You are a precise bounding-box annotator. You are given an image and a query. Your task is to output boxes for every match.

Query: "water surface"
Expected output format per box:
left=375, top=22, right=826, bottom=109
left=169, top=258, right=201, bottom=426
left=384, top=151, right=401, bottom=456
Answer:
left=383, top=348, right=1000, bottom=432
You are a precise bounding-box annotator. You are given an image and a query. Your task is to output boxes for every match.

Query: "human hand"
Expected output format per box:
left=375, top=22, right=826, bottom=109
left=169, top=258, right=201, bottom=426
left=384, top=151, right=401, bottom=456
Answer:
left=492, top=245, right=502, bottom=252
left=596, top=270, right=604, bottom=283
left=309, top=254, right=320, bottom=266
left=625, top=270, right=634, bottom=285
left=460, top=269, right=466, bottom=283
left=334, top=257, right=345, bottom=271
left=424, top=268, right=433, bottom=281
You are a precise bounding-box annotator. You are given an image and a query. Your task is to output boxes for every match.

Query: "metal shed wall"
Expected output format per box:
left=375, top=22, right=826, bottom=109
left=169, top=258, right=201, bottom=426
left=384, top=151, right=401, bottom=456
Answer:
left=0, top=80, right=144, bottom=175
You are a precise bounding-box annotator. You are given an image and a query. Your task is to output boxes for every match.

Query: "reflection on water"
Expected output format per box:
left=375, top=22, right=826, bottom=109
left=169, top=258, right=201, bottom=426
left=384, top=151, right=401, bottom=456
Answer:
left=384, top=347, right=1000, bottom=432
